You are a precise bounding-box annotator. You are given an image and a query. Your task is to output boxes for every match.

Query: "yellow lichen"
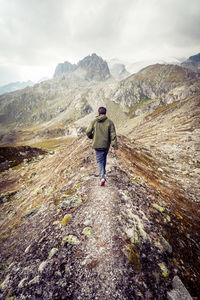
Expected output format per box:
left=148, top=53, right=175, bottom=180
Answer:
left=164, top=215, right=171, bottom=223
left=158, top=262, right=169, bottom=277
left=75, top=182, right=83, bottom=189
left=61, top=214, right=72, bottom=225
left=131, top=177, right=138, bottom=183
left=152, top=203, right=165, bottom=213
left=175, top=211, right=183, bottom=219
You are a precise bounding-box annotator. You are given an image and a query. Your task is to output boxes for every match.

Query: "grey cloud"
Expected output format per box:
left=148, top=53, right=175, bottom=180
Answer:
left=0, top=0, right=199, bottom=84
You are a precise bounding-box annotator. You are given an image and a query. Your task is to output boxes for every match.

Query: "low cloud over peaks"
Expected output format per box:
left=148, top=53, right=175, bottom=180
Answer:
left=0, top=0, right=199, bottom=84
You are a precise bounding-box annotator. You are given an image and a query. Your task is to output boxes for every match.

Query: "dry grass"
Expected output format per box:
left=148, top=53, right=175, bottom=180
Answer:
left=30, top=137, right=74, bottom=150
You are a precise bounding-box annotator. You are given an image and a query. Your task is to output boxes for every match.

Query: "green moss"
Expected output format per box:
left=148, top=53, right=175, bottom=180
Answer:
left=45, top=187, right=54, bottom=195
left=152, top=203, right=171, bottom=223
left=152, top=203, right=165, bottom=213
left=82, top=227, right=93, bottom=237
left=62, top=189, right=76, bottom=197
left=61, top=214, right=72, bottom=225
left=131, top=177, right=138, bottom=183
left=62, top=234, right=80, bottom=246
left=0, top=262, right=7, bottom=277
left=158, top=262, right=169, bottom=277
left=164, top=215, right=171, bottom=223
left=48, top=248, right=58, bottom=259
left=1, top=234, right=10, bottom=240
left=53, top=220, right=60, bottom=226
left=125, top=97, right=153, bottom=118
left=75, top=182, right=83, bottom=189
left=59, top=194, right=82, bottom=210
left=54, top=197, right=61, bottom=206
left=131, top=230, right=140, bottom=244
left=126, top=244, right=141, bottom=271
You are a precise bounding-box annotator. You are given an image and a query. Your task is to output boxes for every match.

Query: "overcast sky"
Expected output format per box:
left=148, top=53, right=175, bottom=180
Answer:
left=0, top=0, right=200, bottom=85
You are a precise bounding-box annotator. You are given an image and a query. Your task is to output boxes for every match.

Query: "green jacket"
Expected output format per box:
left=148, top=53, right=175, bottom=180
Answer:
left=86, top=115, right=118, bottom=150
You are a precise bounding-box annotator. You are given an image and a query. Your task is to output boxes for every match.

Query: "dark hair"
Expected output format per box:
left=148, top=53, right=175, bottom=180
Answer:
left=98, top=107, right=107, bottom=115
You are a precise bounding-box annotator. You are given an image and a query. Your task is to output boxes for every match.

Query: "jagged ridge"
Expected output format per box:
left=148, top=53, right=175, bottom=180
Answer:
left=53, top=53, right=111, bottom=81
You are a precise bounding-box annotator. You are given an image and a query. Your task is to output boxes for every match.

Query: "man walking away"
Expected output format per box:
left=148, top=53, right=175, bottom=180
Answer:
left=86, top=107, right=118, bottom=186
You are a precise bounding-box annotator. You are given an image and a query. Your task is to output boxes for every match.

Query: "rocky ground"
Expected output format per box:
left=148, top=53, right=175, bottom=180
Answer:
left=0, top=133, right=199, bottom=299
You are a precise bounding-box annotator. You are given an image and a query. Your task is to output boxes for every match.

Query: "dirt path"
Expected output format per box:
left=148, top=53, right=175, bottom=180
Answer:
left=71, top=157, right=131, bottom=299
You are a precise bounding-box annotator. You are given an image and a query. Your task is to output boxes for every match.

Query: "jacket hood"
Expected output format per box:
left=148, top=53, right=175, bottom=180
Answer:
left=95, top=115, right=107, bottom=122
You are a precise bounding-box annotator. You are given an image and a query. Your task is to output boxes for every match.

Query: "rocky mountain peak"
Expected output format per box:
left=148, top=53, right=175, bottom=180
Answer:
left=53, top=53, right=111, bottom=81
left=53, top=61, right=77, bottom=78
left=77, top=53, right=110, bottom=81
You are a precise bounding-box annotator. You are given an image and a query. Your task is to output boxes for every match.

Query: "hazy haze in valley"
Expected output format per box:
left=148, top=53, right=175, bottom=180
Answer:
left=0, top=0, right=200, bottom=85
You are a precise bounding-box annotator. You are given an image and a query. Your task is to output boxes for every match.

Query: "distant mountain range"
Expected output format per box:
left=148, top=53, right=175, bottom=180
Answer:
left=0, top=77, right=49, bottom=95
left=1, top=53, right=199, bottom=96
left=0, top=52, right=199, bottom=141
left=0, top=81, right=35, bottom=95
left=53, top=53, right=200, bottom=81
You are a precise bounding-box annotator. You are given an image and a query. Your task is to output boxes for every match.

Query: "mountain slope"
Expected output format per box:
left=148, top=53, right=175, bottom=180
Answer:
left=1, top=62, right=199, bottom=147
left=111, top=64, right=199, bottom=108
left=0, top=54, right=113, bottom=139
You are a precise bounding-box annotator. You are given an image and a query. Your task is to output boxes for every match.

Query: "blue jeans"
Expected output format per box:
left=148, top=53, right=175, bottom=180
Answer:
left=95, top=149, right=108, bottom=180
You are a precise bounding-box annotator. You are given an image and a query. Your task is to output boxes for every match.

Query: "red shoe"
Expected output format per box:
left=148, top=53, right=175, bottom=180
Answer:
left=100, top=179, right=106, bottom=186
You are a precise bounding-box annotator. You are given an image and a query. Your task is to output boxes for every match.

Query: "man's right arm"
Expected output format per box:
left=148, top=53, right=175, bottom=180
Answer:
left=86, top=121, right=94, bottom=139
left=110, top=121, right=118, bottom=150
